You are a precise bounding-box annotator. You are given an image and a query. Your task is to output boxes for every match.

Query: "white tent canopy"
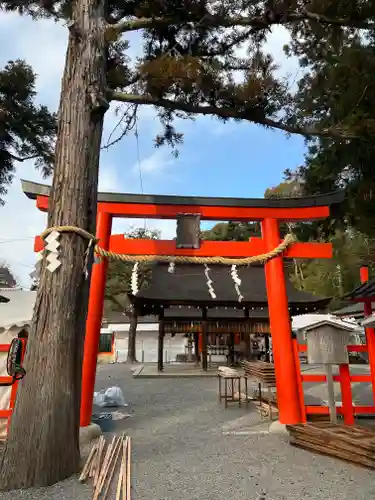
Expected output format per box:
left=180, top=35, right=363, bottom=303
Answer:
left=0, top=289, right=36, bottom=332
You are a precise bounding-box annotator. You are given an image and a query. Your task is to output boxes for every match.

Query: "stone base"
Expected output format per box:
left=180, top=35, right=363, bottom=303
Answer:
left=269, top=420, right=289, bottom=435
left=79, top=423, right=102, bottom=446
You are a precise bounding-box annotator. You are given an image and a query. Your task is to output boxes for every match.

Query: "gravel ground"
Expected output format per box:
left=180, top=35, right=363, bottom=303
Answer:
left=1, top=363, right=375, bottom=500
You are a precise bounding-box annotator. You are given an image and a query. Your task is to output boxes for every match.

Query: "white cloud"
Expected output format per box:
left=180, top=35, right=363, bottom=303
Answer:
left=134, top=149, right=173, bottom=175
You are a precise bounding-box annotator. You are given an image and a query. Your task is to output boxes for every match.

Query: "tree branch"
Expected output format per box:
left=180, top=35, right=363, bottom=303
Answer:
left=107, top=11, right=373, bottom=36
left=110, top=90, right=359, bottom=139
left=6, top=152, right=40, bottom=162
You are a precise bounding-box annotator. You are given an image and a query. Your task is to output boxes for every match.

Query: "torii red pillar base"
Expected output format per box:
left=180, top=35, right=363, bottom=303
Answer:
left=80, top=212, right=112, bottom=426
left=262, top=218, right=301, bottom=425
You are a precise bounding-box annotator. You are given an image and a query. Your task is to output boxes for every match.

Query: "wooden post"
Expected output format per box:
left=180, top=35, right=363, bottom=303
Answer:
left=80, top=212, right=112, bottom=427
left=158, top=311, right=165, bottom=372
left=325, top=364, right=337, bottom=424
left=262, top=217, right=301, bottom=425
left=202, top=309, right=208, bottom=371
left=360, top=267, right=375, bottom=405
left=194, top=333, right=199, bottom=362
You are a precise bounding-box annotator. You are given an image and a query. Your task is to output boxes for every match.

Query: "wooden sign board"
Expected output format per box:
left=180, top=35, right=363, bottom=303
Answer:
left=176, top=214, right=201, bottom=249
left=306, top=324, right=351, bottom=365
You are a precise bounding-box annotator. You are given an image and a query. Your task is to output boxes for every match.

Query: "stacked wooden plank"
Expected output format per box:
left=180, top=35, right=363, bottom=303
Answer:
left=241, top=361, right=276, bottom=386
left=287, top=423, right=375, bottom=469
left=79, top=434, right=132, bottom=499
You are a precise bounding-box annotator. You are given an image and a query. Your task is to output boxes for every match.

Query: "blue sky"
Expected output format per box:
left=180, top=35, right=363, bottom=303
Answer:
left=0, top=11, right=306, bottom=286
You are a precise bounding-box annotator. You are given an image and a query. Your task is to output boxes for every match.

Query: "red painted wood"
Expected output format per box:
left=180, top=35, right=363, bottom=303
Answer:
left=348, top=345, right=368, bottom=352
left=305, top=405, right=375, bottom=415
left=350, top=375, right=372, bottom=382
left=339, top=364, right=355, bottom=425
left=360, top=266, right=369, bottom=283
left=301, top=375, right=327, bottom=382
left=34, top=234, right=333, bottom=259
left=293, top=339, right=307, bottom=423
left=0, top=344, right=11, bottom=353
left=301, top=374, right=372, bottom=383
left=262, top=218, right=301, bottom=424
left=80, top=212, right=112, bottom=427
left=0, top=410, right=12, bottom=419
left=360, top=270, right=375, bottom=408
left=35, top=195, right=331, bottom=221
left=298, top=344, right=368, bottom=353
left=0, top=377, right=13, bottom=384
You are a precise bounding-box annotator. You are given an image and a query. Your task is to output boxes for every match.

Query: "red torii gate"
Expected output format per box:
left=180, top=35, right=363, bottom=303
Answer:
left=22, top=180, right=344, bottom=427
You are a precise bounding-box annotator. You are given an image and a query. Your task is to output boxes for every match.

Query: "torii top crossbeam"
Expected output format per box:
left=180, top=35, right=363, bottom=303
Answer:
left=22, top=179, right=344, bottom=221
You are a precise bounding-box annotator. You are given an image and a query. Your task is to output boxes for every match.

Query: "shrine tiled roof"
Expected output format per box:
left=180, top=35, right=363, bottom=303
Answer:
left=132, top=263, right=331, bottom=314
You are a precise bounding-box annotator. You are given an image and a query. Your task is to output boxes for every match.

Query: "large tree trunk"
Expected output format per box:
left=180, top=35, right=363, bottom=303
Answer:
left=127, top=310, right=138, bottom=363
left=0, top=0, right=108, bottom=490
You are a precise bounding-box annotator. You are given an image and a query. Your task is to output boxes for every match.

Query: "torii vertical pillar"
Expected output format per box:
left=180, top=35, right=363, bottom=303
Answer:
left=360, top=266, right=375, bottom=404
left=262, top=218, right=301, bottom=424
left=80, top=211, right=112, bottom=426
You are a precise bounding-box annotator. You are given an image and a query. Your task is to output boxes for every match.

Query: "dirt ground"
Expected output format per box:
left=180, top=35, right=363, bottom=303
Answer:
left=0, top=363, right=374, bottom=500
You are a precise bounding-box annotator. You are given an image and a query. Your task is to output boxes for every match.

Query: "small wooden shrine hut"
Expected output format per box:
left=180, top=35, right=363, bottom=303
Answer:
left=131, top=263, right=330, bottom=371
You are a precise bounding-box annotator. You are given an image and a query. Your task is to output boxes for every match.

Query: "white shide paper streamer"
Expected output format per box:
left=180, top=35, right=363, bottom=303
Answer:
left=131, top=262, right=139, bottom=294
left=231, top=265, right=244, bottom=302
left=204, top=264, right=216, bottom=299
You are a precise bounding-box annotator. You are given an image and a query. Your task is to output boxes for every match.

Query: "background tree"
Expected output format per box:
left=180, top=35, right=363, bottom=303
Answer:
left=201, top=221, right=259, bottom=241
left=105, top=227, right=160, bottom=363
left=284, top=17, right=375, bottom=237
left=1, top=0, right=375, bottom=490
left=0, top=60, right=56, bottom=204
left=292, top=229, right=375, bottom=307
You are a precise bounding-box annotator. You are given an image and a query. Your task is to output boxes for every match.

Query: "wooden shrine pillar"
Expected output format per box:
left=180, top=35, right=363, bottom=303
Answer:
left=262, top=218, right=301, bottom=425
left=80, top=211, right=112, bottom=427
left=360, top=266, right=375, bottom=404
left=201, top=309, right=208, bottom=371
left=158, top=310, right=165, bottom=372
left=244, top=308, right=251, bottom=360
left=194, top=332, right=200, bottom=362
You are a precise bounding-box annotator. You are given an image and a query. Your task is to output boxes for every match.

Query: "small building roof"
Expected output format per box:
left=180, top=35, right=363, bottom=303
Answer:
left=344, top=279, right=375, bottom=302
left=292, top=314, right=362, bottom=331
left=292, top=313, right=362, bottom=334
left=0, top=289, right=36, bottom=330
left=333, top=302, right=364, bottom=319
left=132, top=263, right=331, bottom=314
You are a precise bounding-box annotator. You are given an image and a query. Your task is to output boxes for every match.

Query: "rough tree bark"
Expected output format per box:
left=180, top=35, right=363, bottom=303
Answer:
left=0, top=0, right=108, bottom=490
left=127, top=307, right=138, bottom=363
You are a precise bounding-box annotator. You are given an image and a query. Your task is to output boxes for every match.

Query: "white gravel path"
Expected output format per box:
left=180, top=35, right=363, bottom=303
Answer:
left=0, top=363, right=374, bottom=499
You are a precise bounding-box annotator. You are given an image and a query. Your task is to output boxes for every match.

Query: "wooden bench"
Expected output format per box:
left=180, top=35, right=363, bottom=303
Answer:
left=218, top=367, right=248, bottom=408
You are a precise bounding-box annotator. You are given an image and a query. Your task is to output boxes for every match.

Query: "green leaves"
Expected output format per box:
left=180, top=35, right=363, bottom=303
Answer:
left=0, top=60, right=56, bottom=204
